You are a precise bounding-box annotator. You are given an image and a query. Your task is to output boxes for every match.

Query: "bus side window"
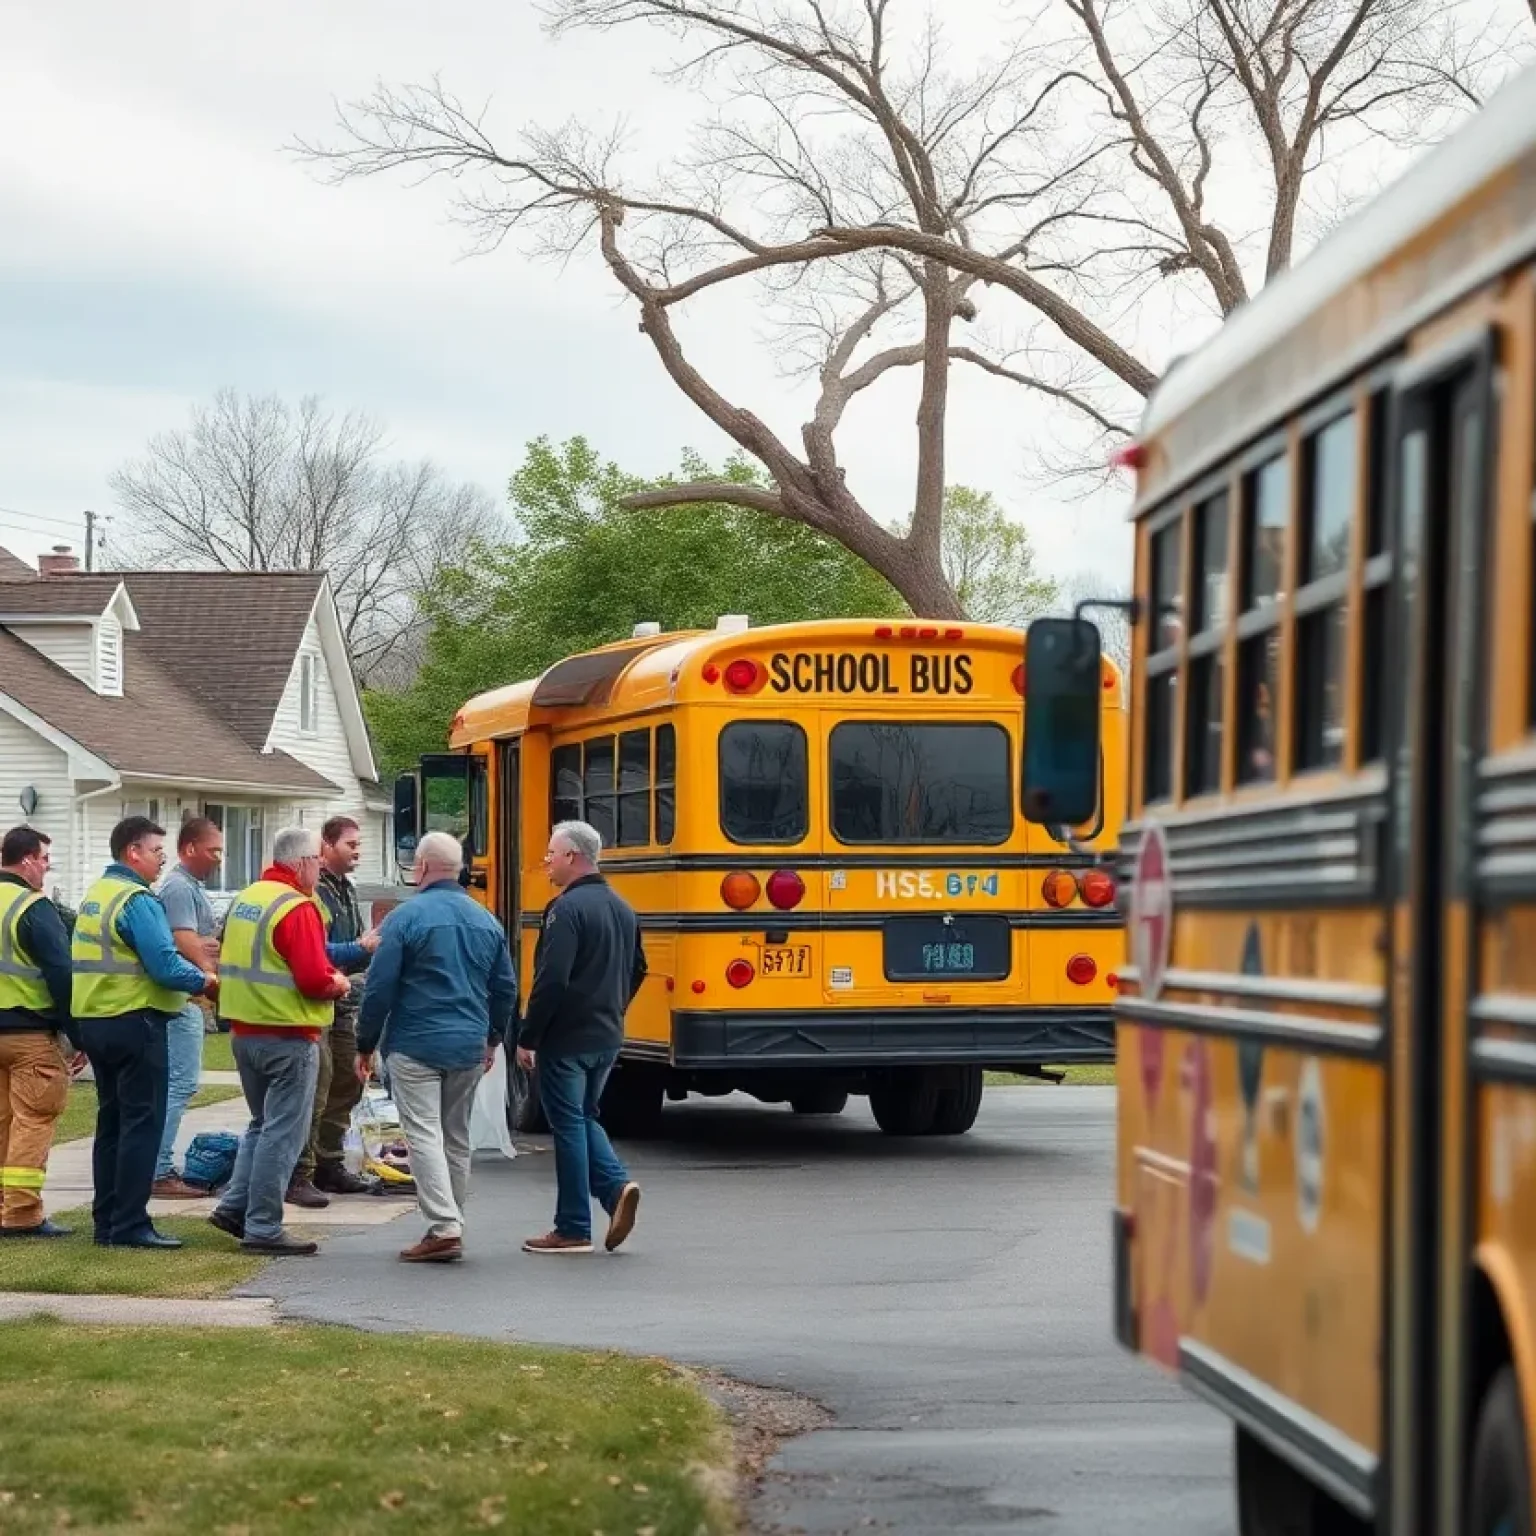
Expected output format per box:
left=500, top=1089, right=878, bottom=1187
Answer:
left=655, top=725, right=677, bottom=845
left=1236, top=452, right=1289, bottom=784
left=1361, top=390, right=1393, bottom=763
left=618, top=729, right=651, bottom=847
left=551, top=744, right=582, bottom=826
left=1185, top=489, right=1230, bottom=797
left=1145, top=515, right=1183, bottom=804
left=584, top=737, right=618, bottom=848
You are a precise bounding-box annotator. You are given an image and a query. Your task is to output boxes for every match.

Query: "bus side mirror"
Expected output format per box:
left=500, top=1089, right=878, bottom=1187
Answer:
left=393, top=773, right=420, bottom=879
left=1021, top=617, right=1103, bottom=828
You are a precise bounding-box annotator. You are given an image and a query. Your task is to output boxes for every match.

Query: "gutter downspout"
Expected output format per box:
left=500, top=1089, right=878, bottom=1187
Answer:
left=74, top=777, right=123, bottom=905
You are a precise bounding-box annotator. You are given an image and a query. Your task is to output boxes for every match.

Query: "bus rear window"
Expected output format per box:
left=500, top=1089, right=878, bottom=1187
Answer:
left=719, top=722, right=808, bottom=844
left=831, top=722, right=1011, bottom=845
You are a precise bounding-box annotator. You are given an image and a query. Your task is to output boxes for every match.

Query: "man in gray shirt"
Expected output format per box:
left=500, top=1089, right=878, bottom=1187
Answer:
left=152, top=817, right=222, bottom=1198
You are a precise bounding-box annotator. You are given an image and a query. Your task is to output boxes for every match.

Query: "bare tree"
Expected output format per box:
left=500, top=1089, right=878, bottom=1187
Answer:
left=297, top=0, right=1525, bottom=617
left=1058, top=568, right=1132, bottom=671
left=110, top=389, right=498, bottom=685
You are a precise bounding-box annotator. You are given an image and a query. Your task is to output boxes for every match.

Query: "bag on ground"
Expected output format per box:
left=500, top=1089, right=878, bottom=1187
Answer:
left=469, top=1047, right=517, bottom=1161
left=183, top=1130, right=240, bottom=1191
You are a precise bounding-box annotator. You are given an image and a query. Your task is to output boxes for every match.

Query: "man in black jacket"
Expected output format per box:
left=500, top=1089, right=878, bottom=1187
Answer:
left=518, top=820, right=645, bottom=1255
left=0, top=827, right=78, bottom=1238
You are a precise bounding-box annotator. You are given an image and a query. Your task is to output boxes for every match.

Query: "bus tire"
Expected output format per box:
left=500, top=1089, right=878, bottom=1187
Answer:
left=1469, top=1366, right=1531, bottom=1536
left=927, top=1067, right=983, bottom=1135
left=507, top=1055, right=547, bottom=1136
left=1235, top=1428, right=1365, bottom=1535
left=790, top=1088, right=849, bottom=1116
left=601, top=1063, right=665, bottom=1140
left=870, top=1070, right=941, bottom=1136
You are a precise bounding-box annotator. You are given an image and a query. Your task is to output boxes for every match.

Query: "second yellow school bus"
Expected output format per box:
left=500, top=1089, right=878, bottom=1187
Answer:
left=395, top=617, right=1126, bottom=1137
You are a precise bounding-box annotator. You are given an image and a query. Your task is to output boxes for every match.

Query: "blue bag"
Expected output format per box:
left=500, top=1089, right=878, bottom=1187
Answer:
left=183, top=1131, right=240, bottom=1191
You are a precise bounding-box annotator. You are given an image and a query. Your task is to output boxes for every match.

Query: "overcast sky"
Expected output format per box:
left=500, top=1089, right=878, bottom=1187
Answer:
left=0, top=2, right=1523, bottom=595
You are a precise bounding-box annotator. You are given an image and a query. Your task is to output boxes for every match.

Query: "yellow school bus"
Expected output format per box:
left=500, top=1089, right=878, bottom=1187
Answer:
left=1018, top=67, right=1536, bottom=1536
left=394, top=616, right=1126, bottom=1137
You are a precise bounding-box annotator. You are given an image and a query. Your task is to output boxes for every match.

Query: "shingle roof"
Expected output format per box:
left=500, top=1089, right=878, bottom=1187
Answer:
left=108, top=571, right=325, bottom=750
left=0, top=577, right=127, bottom=617
left=0, top=549, right=37, bottom=581
left=0, top=626, right=338, bottom=793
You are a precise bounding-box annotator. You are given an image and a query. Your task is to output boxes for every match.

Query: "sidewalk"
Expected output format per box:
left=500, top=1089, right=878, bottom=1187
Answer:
left=0, top=1293, right=277, bottom=1326
left=46, top=1075, right=413, bottom=1230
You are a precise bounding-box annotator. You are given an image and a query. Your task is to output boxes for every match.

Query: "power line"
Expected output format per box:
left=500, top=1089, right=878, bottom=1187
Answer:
left=0, top=503, right=84, bottom=539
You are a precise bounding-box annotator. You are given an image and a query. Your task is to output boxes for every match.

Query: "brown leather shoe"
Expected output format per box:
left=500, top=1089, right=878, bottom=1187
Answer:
left=522, top=1230, right=593, bottom=1255
left=285, top=1177, right=331, bottom=1210
left=399, top=1234, right=463, bottom=1263
left=151, top=1176, right=206, bottom=1200
left=605, top=1182, right=641, bottom=1252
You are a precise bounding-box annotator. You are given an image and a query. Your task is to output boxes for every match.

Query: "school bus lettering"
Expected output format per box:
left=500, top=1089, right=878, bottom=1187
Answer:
left=767, top=651, right=973, bottom=695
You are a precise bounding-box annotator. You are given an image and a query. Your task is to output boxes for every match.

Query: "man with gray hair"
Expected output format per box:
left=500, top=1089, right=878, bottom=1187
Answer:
left=209, top=826, right=350, bottom=1256
left=518, top=819, right=645, bottom=1256
left=357, top=830, right=517, bottom=1264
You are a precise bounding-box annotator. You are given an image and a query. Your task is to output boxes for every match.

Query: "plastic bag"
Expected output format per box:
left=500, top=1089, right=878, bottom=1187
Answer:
left=469, top=1048, right=517, bottom=1160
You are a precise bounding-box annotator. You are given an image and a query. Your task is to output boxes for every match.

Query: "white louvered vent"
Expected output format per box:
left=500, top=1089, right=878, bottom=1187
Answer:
left=97, top=617, right=123, bottom=697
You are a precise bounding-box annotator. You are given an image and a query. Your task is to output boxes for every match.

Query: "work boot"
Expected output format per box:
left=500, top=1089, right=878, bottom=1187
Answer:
left=285, top=1177, right=331, bottom=1210
left=312, top=1164, right=375, bottom=1196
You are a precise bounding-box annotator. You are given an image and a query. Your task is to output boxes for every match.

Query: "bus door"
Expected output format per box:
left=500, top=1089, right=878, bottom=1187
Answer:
left=416, top=746, right=491, bottom=902
left=497, top=737, right=521, bottom=933
left=1382, top=331, right=1495, bottom=1536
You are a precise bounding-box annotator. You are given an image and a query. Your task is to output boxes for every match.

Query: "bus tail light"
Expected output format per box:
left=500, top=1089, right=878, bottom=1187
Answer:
left=1041, top=870, right=1078, bottom=908
left=1080, top=869, right=1116, bottom=908
left=1010, top=664, right=1024, bottom=696
left=723, top=658, right=762, bottom=694
left=765, top=869, right=805, bottom=910
left=721, top=871, right=761, bottom=910
left=726, top=958, right=755, bottom=989
left=1066, top=953, right=1097, bottom=986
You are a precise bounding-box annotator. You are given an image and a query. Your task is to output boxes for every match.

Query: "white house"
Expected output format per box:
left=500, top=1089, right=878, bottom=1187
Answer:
left=0, top=546, right=392, bottom=905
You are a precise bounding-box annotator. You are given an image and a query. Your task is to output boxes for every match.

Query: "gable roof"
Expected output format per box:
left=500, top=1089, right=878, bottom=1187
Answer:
left=0, top=576, right=131, bottom=619
left=106, top=571, right=326, bottom=751
left=0, top=626, right=338, bottom=793
left=0, top=549, right=37, bottom=581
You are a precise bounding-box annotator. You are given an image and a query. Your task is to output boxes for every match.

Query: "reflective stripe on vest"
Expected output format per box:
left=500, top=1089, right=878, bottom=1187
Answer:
left=218, top=881, right=333, bottom=1029
left=70, top=875, right=188, bottom=1018
left=0, top=884, right=50, bottom=1014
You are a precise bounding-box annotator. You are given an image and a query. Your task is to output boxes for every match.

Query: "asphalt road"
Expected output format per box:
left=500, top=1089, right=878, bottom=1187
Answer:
left=257, top=1086, right=1235, bottom=1535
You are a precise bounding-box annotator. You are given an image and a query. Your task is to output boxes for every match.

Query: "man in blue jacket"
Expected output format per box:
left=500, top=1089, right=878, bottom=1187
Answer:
left=73, top=817, right=217, bottom=1250
left=356, top=831, right=516, bottom=1264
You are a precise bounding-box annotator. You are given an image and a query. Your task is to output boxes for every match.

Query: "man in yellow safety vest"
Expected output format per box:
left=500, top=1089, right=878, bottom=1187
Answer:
left=0, top=826, right=77, bottom=1238
left=209, top=825, right=349, bottom=1257
left=73, top=816, right=217, bottom=1249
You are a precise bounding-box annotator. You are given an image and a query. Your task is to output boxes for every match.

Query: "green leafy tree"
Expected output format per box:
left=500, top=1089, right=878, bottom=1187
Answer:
left=366, top=437, right=902, bottom=774
left=928, top=487, right=1057, bottom=627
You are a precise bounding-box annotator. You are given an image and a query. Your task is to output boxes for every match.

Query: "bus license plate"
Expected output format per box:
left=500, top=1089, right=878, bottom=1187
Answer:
left=760, top=945, right=811, bottom=977
left=883, top=916, right=1010, bottom=981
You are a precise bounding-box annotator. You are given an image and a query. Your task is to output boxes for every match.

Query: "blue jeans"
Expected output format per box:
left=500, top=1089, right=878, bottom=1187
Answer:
left=155, top=1003, right=205, bottom=1180
left=539, top=1050, right=629, bottom=1242
left=216, top=1033, right=320, bottom=1243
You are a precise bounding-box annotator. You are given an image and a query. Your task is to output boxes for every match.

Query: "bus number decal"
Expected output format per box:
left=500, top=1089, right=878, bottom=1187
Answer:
left=768, top=651, right=973, bottom=696
left=876, top=871, right=1000, bottom=899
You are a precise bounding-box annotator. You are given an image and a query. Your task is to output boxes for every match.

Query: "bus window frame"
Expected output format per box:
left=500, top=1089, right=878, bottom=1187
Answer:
left=1141, top=498, right=1189, bottom=809
left=1182, top=465, right=1239, bottom=803
left=717, top=718, right=811, bottom=848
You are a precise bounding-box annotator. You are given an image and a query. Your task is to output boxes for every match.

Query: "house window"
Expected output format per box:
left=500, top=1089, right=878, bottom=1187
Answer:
left=98, top=621, right=123, bottom=698
left=205, top=804, right=264, bottom=891
left=299, top=654, right=319, bottom=736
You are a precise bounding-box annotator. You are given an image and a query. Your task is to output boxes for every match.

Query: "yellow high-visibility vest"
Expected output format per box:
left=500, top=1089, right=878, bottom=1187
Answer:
left=71, top=873, right=188, bottom=1018
left=0, top=882, right=50, bottom=1016
left=218, top=879, right=334, bottom=1030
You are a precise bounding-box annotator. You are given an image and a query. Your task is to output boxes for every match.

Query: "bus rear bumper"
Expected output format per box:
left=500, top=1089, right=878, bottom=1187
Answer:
left=666, top=1006, right=1115, bottom=1069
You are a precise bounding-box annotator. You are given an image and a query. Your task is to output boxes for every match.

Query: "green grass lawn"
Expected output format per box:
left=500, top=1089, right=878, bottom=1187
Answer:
left=0, top=1206, right=265, bottom=1299
left=985, top=1065, right=1118, bottom=1087
left=0, top=1319, right=731, bottom=1536
left=55, top=1083, right=243, bottom=1146
left=203, top=1030, right=235, bottom=1072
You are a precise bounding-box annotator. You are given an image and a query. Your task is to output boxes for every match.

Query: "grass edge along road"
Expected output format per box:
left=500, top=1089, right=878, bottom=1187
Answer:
left=986, top=1064, right=1116, bottom=1087
left=0, top=1317, right=733, bottom=1536
left=55, top=1083, right=243, bottom=1146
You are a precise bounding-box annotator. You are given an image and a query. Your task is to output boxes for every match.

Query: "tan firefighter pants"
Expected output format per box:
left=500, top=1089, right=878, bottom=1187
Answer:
left=0, top=1031, right=70, bottom=1230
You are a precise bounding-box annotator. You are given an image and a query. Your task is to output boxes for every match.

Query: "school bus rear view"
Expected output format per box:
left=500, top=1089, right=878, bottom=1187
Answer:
left=398, top=616, right=1125, bottom=1138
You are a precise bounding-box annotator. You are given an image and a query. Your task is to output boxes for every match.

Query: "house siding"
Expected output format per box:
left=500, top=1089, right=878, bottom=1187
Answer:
left=7, top=621, right=97, bottom=689
left=0, top=712, right=73, bottom=905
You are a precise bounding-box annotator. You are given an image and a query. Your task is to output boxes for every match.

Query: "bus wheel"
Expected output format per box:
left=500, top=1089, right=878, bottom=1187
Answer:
left=790, top=1088, right=849, bottom=1116
left=601, top=1064, right=665, bottom=1140
left=927, top=1067, right=983, bottom=1136
left=507, top=1055, right=547, bottom=1136
left=1469, top=1367, right=1531, bottom=1536
left=870, top=1070, right=941, bottom=1136
left=1235, top=1429, right=1365, bottom=1536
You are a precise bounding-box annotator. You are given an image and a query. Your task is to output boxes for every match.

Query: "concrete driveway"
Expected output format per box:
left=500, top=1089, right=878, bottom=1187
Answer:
left=256, top=1085, right=1234, bottom=1535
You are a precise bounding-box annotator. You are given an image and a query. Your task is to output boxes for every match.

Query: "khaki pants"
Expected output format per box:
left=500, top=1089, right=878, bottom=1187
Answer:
left=0, top=1031, right=69, bottom=1230
left=295, top=1014, right=363, bottom=1181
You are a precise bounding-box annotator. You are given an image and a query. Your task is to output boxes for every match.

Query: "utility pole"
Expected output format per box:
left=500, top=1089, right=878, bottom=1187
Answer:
left=84, top=509, right=97, bottom=572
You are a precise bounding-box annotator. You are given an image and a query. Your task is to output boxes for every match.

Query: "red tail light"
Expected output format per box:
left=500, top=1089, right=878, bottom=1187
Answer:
left=1080, top=869, right=1116, bottom=908
left=723, top=658, right=762, bottom=694
left=702, top=663, right=720, bottom=683
left=1010, top=664, right=1025, bottom=696
left=721, top=871, right=761, bottom=910
left=1041, top=870, right=1078, bottom=908
left=765, top=869, right=805, bottom=910
left=726, top=958, right=755, bottom=989
left=1066, top=953, right=1097, bottom=986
